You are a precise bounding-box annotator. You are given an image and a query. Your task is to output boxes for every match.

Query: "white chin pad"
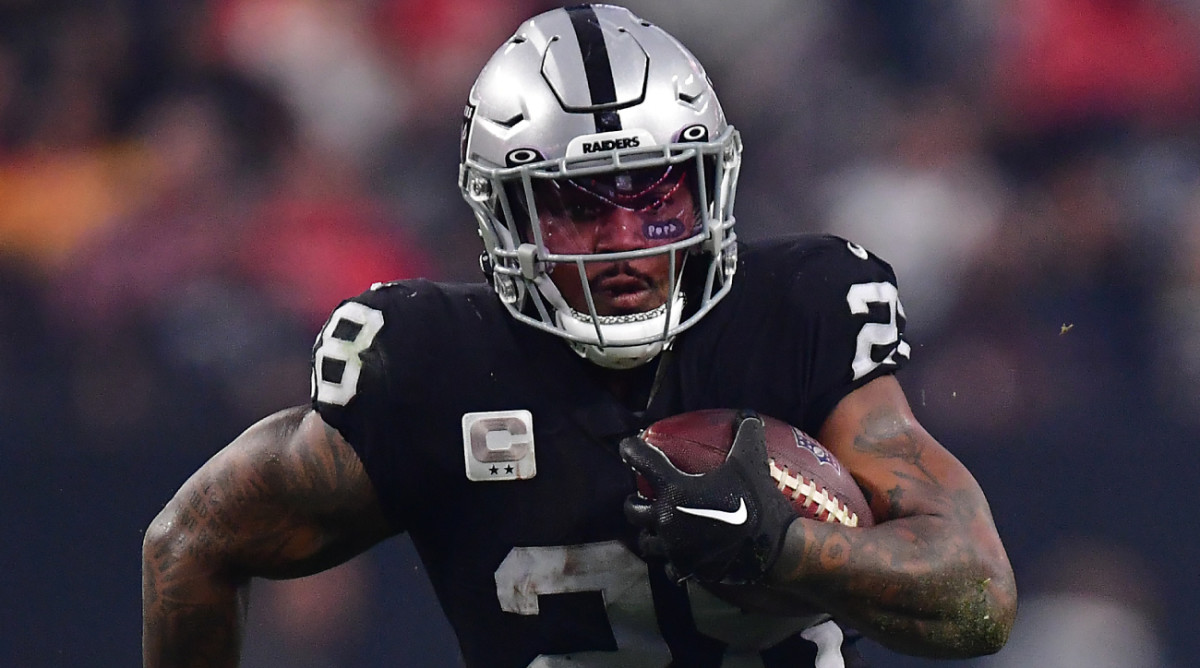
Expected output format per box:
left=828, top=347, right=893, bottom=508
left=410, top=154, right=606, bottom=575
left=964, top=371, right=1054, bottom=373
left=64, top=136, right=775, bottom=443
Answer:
left=557, top=295, right=684, bottom=369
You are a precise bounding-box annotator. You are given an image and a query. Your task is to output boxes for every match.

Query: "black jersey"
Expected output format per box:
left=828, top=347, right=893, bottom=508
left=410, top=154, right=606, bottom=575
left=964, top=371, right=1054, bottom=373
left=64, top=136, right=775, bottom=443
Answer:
left=310, top=235, right=909, bottom=668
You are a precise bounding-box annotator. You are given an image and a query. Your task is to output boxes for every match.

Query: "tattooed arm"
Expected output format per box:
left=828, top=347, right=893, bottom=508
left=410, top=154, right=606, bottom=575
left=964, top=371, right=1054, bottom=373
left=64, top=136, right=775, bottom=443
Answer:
left=141, top=406, right=396, bottom=668
left=768, top=375, right=1017, bottom=658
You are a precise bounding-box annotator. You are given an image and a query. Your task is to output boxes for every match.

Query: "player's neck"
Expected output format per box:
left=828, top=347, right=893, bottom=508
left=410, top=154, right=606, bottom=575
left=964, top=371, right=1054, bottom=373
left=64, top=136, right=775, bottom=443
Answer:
left=590, top=355, right=665, bottom=414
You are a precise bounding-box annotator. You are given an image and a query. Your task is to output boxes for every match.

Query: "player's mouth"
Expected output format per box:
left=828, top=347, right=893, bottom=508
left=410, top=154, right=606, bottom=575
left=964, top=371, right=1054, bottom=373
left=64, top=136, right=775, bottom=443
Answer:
left=591, top=266, right=663, bottom=315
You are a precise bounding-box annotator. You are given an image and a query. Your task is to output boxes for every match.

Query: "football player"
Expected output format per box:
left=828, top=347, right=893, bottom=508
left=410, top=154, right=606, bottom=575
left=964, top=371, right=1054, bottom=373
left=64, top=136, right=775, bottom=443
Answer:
left=143, top=5, right=1016, bottom=667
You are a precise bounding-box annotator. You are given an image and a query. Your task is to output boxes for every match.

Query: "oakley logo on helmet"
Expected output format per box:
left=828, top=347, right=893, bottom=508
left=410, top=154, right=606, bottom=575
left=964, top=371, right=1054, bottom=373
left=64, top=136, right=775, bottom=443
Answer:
left=680, top=124, right=708, bottom=142
left=566, top=129, right=656, bottom=158
left=505, top=148, right=542, bottom=167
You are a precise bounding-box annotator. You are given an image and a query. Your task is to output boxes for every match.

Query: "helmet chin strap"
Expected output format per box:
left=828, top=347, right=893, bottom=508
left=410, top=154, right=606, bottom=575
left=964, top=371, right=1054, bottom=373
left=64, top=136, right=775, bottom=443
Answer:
left=533, top=273, right=684, bottom=370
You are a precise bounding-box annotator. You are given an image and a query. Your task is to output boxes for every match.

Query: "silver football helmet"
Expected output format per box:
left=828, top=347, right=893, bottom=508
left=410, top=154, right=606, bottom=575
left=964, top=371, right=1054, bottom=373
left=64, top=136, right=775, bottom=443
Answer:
left=459, top=4, right=741, bottom=369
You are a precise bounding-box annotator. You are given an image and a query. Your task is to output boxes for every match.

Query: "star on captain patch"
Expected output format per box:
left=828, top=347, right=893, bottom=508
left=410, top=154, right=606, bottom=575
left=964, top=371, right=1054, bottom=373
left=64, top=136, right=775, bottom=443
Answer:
left=462, top=410, right=537, bottom=482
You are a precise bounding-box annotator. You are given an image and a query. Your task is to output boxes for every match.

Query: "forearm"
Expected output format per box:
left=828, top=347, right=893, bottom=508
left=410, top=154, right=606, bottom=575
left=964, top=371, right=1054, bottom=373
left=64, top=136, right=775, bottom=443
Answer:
left=768, top=514, right=1015, bottom=658
left=142, top=513, right=249, bottom=668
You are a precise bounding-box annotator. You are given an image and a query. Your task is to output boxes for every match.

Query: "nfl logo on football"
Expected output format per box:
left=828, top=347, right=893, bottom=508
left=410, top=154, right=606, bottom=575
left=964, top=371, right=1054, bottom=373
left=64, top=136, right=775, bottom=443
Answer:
left=792, top=427, right=841, bottom=475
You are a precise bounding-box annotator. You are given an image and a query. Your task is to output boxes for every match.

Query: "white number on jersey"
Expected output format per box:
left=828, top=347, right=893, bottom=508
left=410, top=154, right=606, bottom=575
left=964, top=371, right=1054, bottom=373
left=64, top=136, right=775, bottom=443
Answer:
left=846, top=282, right=909, bottom=380
left=496, top=541, right=672, bottom=667
left=495, top=541, right=837, bottom=667
left=311, top=301, right=385, bottom=406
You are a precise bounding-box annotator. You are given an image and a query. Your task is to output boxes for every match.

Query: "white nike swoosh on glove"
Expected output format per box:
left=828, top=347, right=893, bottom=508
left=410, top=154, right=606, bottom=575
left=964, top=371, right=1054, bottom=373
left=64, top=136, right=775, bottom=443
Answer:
left=676, top=498, right=748, bottom=525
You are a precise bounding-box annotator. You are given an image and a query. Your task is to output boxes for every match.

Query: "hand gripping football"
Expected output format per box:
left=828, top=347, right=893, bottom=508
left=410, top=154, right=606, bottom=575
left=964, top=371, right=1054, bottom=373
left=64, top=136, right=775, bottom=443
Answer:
left=637, top=409, right=873, bottom=528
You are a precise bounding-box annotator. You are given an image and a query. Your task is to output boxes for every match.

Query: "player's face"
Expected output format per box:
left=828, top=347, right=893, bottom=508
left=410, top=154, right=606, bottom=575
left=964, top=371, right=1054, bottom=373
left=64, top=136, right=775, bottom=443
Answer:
left=533, top=165, right=701, bottom=316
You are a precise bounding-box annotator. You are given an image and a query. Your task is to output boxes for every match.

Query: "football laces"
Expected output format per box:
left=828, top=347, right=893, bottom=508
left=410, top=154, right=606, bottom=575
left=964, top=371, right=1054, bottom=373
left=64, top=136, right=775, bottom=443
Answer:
left=768, top=459, right=861, bottom=527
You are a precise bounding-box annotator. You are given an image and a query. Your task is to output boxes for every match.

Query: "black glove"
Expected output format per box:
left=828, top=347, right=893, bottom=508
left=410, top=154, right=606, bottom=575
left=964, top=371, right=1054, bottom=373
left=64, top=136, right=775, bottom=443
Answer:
left=621, top=411, right=798, bottom=584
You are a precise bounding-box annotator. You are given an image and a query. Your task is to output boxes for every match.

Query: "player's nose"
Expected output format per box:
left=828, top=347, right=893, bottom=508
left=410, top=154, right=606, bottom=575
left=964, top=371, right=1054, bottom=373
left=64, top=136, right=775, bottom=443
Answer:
left=594, top=207, right=646, bottom=253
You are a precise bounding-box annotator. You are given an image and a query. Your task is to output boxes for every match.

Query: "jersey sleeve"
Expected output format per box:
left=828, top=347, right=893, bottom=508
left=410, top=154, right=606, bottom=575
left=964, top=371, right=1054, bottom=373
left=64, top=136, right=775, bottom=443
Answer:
left=787, top=236, right=911, bottom=435
left=310, top=282, right=414, bottom=531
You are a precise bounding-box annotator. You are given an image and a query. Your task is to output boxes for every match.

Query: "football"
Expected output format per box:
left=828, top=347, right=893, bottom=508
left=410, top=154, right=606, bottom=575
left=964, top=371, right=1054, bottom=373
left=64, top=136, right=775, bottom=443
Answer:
left=637, top=409, right=873, bottom=528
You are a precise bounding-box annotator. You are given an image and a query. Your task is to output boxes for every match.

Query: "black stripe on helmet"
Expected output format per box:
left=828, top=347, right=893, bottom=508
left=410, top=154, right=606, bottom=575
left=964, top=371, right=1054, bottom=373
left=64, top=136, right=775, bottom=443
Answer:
left=566, top=5, right=622, bottom=132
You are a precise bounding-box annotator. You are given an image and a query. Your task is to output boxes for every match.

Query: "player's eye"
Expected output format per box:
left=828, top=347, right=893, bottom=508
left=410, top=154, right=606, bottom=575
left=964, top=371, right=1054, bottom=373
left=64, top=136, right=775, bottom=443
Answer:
left=645, top=194, right=674, bottom=214
left=565, top=199, right=606, bottom=221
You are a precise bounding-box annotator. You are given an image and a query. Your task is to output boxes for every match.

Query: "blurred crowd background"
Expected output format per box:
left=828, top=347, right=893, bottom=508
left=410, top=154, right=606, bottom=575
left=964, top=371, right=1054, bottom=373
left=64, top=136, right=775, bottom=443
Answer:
left=2, top=0, right=1197, bottom=666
